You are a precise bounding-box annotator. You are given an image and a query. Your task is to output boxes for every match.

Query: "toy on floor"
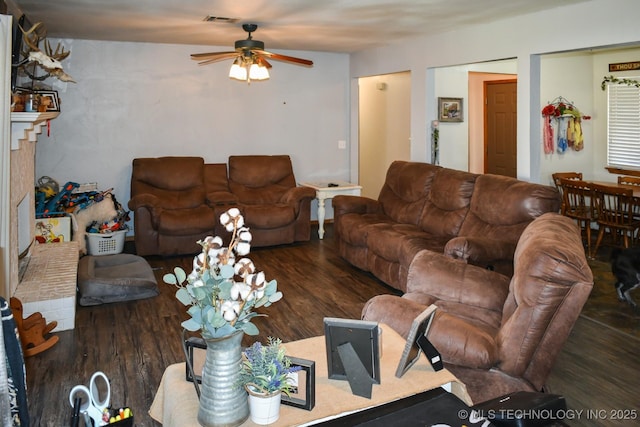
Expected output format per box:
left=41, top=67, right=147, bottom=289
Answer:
left=9, top=297, right=59, bottom=357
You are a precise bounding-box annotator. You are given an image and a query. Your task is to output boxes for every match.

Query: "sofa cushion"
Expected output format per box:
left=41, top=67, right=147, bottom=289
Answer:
left=334, top=213, right=394, bottom=247
left=418, top=168, right=477, bottom=236
left=131, top=157, right=206, bottom=209
left=238, top=204, right=296, bottom=229
left=157, top=206, right=217, bottom=235
left=458, top=174, right=561, bottom=241
left=378, top=161, right=440, bottom=224
left=228, top=155, right=297, bottom=204
left=367, top=224, right=428, bottom=260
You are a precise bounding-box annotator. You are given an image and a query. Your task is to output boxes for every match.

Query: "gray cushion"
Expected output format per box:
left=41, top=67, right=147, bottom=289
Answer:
left=77, top=254, right=159, bottom=306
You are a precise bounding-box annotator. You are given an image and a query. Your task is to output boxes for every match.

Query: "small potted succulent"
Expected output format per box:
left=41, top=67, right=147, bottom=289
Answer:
left=238, top=337, right=301, bottom=425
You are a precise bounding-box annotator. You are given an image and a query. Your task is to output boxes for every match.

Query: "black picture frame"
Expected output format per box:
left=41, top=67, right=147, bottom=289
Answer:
left=184, top=336, right=206, bottom=384
left=34, top=90, right=60, bottom=112
left=438, top=97, right=463, bottom=122
left=324, top=318, right=381, bottom=384
left=395, top=304, right=438, bottom=378
left=282, top=357, right=316, bottom=410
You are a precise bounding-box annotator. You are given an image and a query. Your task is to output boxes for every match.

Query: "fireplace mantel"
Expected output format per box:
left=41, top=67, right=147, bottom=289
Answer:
left=10, top=111, right=60, bottom=150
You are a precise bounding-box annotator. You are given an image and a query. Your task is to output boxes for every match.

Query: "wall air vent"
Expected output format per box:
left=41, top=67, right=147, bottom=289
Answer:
left=203, top=16, right=239, bottom=23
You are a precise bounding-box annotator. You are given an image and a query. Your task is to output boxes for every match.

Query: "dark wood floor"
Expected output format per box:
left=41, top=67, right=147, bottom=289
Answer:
left=23, top=225, right=639, bottom=426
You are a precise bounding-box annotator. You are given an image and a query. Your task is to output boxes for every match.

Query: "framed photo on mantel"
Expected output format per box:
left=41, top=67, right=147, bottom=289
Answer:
left=35, top=90, right=60, bottom=112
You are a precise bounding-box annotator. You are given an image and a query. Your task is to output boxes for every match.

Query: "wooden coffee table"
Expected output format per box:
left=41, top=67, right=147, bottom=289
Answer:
left=149, top=324, right=471, bottom=426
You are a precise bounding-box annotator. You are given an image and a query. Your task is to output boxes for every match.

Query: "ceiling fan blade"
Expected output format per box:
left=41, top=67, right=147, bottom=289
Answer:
left=190, top=51, right=238, bottom=60
left=260, top=51, right=313, bottom=67
left=255, top=55, right=273, bottom=69
left=196, top=56, right=240, bottom=66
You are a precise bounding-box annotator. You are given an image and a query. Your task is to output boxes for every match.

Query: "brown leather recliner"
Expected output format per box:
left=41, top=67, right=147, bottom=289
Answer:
left=128, top=157, right=235, bottom=256
left=362, top=213, right=593, bottom=404
left=227, top=155, right=316, bottom=247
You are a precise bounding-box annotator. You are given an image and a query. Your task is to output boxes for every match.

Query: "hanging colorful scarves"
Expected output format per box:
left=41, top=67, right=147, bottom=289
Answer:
left=572, top=117, right=584, bottom=151
left=543, top=115, right=554, bottom=154
left=567, top=117, right=575, bottom=148
left=557, top=116, right=568, bottom=153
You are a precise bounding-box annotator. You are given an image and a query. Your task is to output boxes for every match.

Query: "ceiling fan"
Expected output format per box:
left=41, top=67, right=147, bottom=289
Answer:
left=191, top=24, right=313, bottom=82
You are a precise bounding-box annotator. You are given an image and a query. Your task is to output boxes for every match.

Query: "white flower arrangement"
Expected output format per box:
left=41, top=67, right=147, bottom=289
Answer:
left=163, top=208, right=282, bottom=339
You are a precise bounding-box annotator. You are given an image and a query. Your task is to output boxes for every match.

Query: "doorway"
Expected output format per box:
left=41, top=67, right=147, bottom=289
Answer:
left=485, top=80, right=517, bottom=177
left=358, top=72, right=411, bottom=199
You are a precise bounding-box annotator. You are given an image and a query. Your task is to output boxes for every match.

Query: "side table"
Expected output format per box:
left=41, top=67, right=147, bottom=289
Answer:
left=300, top=181, right=362, bottom=239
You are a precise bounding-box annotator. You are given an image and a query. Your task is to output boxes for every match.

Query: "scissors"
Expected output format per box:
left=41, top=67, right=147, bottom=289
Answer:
left=69, top=371, right=111, bottom=427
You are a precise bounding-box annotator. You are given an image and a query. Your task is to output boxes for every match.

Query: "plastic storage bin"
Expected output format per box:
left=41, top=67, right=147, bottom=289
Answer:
left=86, top=230, right=126, bottom=255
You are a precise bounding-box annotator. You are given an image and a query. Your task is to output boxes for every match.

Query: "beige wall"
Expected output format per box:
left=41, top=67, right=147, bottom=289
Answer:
left=358, top=72, right=411, bottom=199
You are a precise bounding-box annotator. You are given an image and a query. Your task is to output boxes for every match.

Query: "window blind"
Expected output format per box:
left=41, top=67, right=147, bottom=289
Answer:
left=607, top=81, right=640, bottom=169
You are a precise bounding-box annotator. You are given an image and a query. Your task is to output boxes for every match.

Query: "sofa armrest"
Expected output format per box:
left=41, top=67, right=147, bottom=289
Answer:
left=444, top=236, right=517, bottom=269
left=280, top=186, right=316, bottom=206
left=206, top=191, right=238, bottom=206
left=128, top=194, right=161, bottom=211
left=406, top=250, right=511, bottom=314
left=332, top=195, right=382, bottom=216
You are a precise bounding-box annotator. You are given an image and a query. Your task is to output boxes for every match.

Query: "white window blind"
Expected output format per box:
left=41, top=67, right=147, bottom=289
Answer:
left=607, top=81, right=640, bottom=169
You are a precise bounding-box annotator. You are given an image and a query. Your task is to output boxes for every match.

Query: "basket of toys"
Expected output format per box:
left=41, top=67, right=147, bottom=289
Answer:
left=86, top=230, right=127, bottom=256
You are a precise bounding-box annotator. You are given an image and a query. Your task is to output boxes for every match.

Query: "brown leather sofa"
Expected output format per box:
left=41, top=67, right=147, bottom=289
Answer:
left=362, top=213, right=593, bottom=404
left=128, top=155, right=315, bottom=256
left=332, top=161, right=561, bottom=291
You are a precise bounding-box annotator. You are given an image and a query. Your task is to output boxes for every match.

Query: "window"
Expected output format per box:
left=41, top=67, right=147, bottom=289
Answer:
left=607, top=81, right=640, bottom=169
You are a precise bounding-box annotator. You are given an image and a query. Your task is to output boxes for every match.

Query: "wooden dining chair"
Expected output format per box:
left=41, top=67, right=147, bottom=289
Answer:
left=552, top=172, right=583, bottom=188
left=591, top=183, right=640, bottom=257
left=618, top=175, right=640, bottom=186
left=559, top=178, right=596, bottom=257
left=552, top=172, right=583, bottom=214
left=618, top=176, right=640, bottom=222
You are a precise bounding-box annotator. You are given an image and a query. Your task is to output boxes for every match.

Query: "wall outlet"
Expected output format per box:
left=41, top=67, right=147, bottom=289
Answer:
left=338, top=140, right=346, bottom=149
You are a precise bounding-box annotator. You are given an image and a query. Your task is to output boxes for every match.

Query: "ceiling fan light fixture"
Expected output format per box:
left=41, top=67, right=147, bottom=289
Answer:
left=196, top=23, right=310, bottom=83
left=249, top=62, right=270, bottom=81
left=229, top=58, right=247, bottom=81
left=229, top=56, right=269, bottom=83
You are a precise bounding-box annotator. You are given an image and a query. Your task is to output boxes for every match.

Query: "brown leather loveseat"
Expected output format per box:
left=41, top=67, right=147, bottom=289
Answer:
left=332, top=161, right=561, bottom=291
left=362, top=213, right=593, bottom=404
left=128, top=155, right=315, bottom=256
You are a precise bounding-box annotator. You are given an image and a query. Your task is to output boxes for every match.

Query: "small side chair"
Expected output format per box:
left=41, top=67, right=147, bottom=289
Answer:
left=559, top=178, right=596, bottom=257
left=618, top=176, right=640, bottom=186
left=552, top=172, right=583, bottom=214
left=591, top=183, right=640, bottom=256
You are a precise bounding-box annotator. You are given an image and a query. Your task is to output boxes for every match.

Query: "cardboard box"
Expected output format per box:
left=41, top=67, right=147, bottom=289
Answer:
left=35, top=215, right=72, bottom=243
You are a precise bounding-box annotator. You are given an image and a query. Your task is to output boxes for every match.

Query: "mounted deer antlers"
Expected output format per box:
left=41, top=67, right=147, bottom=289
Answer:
left=18, top=22, right=75, bottom=83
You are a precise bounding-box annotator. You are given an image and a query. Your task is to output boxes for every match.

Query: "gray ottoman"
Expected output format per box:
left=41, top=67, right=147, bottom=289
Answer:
left=77, top=254, right=159, bottom=306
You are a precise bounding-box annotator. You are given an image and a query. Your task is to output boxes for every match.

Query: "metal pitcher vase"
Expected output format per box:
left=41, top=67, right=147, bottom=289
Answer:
left=197, top=330, right=249, bottom=427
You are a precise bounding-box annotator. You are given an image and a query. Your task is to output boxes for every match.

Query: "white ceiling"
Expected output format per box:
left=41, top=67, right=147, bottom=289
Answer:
left=8, top=0, right=590, bottom=53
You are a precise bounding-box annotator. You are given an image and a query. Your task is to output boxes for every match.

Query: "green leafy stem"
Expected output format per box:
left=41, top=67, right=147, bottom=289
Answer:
left=601, top=75, right=640, bottom=91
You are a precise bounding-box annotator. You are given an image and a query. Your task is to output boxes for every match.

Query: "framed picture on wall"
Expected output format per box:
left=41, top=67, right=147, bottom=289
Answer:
left=438, top=97, right=463, bottom=122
